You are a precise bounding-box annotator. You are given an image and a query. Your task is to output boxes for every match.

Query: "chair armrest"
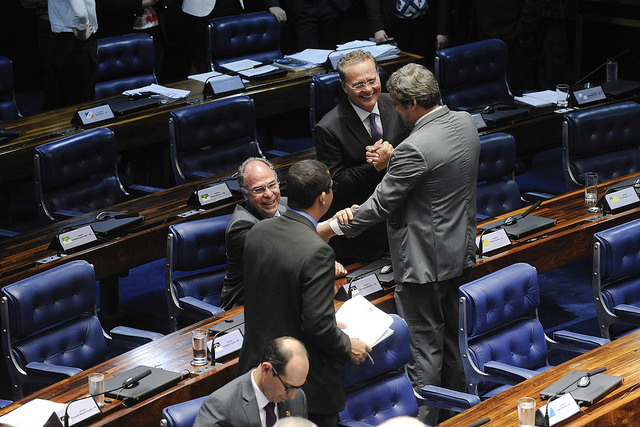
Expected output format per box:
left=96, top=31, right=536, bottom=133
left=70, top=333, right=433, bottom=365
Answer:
left=338, top=421, right=374, bottom=427
left=483, top=360, right=537, bottom=383
left=187, top=171, right=215, bottom=180
left=179, top=296, right=225, bottom=318
left=53, top=209, right=84, bottom=219
left=419, top=384, right=480, bottom=412
left=476, top=213, right=490, bottom=220
left=522, top=191, right=555, bottom=203
left=128, top=184, right=164, bottom=196
left=109, top=326, right=163, bottom=350
left=25, top=361, right=83, bottom=382
left=614, top=304, right=640, bottom=321
left=552, top=330, right=609, bottom=351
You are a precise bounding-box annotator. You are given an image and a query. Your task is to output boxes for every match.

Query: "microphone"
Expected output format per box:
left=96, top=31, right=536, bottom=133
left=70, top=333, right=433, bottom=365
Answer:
left=60, top=379, right=130, bottom=427
left=464, top=417, right=490, bottom=427
left=122, top=368, right=152, bottom=389
left=209, top=321, right=246, bottom=365
left=503, top=200, right=541, bottom=226
left=571, top=49, right=631, bottom=93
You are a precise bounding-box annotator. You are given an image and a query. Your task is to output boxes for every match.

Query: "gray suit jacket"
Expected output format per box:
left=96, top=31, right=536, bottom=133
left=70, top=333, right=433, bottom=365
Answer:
left=341, top=106, right=480, bottom=284
left=193, top=370, right=307, bottom=427
left=220, top=199, right=288, bottom=309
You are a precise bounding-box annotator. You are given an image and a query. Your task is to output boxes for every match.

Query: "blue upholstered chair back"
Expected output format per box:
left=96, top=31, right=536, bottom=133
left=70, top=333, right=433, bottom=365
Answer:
left=169, top=95, right=262, bottom=184
left=161, top=395, right=207, bottom=427
left=95, top=33, right=157, bottom=98
left=435, top=38, right=512, bottom=111
left=459, top=263, right=550, bottom=397
left=0, top=260, right=108, bottom=399
left=166, top=214, right=231, bottom=331
left=562, top=101, right=640, bottom=189
left=339, top=314, right=419, bottom=425
left=593, top=218, right=640, bottom=339
left=34, top=128, right=127, bottom=220
left=0, top=56, right=21, bottom=122
left=208, top=11, right=282, bottom=72
left=477, top=132, right=521, bottom=218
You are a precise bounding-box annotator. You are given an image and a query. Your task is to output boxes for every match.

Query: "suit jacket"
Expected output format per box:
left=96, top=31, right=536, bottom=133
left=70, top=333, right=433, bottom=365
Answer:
left=238, top=210, right=352, bottom=414
left=220, top=199, right=287, bottom=309
left=193, top=370, right=307, bottom=427
left=341, top=106, right=480, bottom=284
left=314, top=94, right=409, bottom=262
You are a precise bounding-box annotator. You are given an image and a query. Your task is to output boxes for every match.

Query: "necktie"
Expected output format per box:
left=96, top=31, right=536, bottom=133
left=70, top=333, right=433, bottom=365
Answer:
left=265, top=402, right=276, bottom=427
left=369, top=113, right=383, bottom=143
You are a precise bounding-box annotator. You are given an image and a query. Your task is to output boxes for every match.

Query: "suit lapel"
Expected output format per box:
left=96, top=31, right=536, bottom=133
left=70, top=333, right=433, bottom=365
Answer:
left=240, top=373, right=262, bottom=425
left=338, top=98, right=372, bottom=150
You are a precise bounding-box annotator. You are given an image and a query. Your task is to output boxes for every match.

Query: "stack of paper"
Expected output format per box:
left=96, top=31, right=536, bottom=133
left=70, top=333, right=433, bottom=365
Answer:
left=123, top=83, right=190, bottom=101
left=335, top=295, right=394, bottom=347
left=515, top=90, right=557, bottom=107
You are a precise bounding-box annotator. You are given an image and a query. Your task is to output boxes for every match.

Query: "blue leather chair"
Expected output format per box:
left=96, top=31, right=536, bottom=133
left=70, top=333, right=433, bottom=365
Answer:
left=434, top=38, right=513, bottom=111
left=169, top=95, right=263, bottom=184
left=95, top=33, right=157, bottom=99
left=338, top=314, right=480, bottom=426
left=166, top=215, right=230, bottom=332
left=459, top=263, right=608, bottom=399
left=476, top=132, right=522, bottom=219
left=592, top=218, right=640, bottom=340
left=207, top=11, right=282, bottom=72
left=0, top=260, right=163, bottom=399
left=562, top=101, right=640, bottom=190
left=160, top=395, right=207, bottom=427
left=0, top=400, right=12, bottom=408
left=34, top=128, right=159, bottom=221
left=0, top=56, right=22, bottom=122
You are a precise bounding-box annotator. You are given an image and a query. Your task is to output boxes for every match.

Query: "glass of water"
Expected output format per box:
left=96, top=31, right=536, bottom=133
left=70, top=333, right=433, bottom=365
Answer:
left=518, top=397, right=536, bottom=427
left=585, top=172, right=602, bottom=212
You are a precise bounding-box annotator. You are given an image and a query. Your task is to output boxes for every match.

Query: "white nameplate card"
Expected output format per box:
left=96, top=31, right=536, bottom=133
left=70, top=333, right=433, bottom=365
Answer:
left=476, top=228, right=511, bottom=254
left=603, top=187, right=640, bottom=212
left=73, top=105, right=114, bottom=125
left=537, top=393, right=580, bottom=426
left=57, top=225, right=97, bottom=252
left=343, top=273, right=383, bottom=298
left=196, top=183, right=232, bottom=206
left=472, top=113, right=487, bottom=129
left=573, top=86, right=606, bottom=105
left=45, top=396, right=102, bottom=426
left=209, top=329, right=244, bottom=359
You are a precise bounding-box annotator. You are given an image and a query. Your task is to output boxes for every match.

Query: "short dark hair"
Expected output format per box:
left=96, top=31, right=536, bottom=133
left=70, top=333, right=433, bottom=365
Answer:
left=386, top=63, right=441, bottom=109
left=286, top=160, right=331, bottom=210
left=261, top=337, right=308, bottom=375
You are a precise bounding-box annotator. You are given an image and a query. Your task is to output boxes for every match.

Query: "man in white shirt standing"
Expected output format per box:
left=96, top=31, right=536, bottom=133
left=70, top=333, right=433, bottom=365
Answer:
left=48, top=0, right=98, bottom=108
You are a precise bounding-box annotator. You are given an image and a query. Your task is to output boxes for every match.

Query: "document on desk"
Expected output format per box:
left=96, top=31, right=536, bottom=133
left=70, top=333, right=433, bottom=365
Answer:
left=335, top=295, right=394, bottom=347
left=515, top=90, right=556, bottom=107
left=188, top=70, right=223, bottom=82
left=219, top=59, right=262, bottom=72
left=287, top=48, right=333, bottom=65
left=123, top=83, right=190, bottom=101
left=0, top=398, right=65, bottom=427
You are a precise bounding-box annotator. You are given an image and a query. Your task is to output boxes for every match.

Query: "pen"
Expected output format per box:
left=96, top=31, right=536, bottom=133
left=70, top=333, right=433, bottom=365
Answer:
left=366, top=352, right=374, bottom=365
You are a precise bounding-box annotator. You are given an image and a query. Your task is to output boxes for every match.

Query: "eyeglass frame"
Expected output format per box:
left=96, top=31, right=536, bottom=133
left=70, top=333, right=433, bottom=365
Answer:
left=345, top=75, right=380, bottom=92
left=245, top=180, right=279, bottom=196
left=271, top=366, right=305, bottom=392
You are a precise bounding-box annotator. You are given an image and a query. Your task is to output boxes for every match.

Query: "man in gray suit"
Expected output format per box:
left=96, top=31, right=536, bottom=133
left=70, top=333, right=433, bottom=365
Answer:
left=315, top=50, right=409, bottom=264
left=194, top=336, right=309, bottom=427
left=220, top=157, right=346, bottom=309
left=319, top=63, right=480, bottom=425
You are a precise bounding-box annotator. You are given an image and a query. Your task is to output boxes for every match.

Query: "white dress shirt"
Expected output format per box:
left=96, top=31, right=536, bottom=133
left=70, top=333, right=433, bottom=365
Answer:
left=48, top=0, right=97, bottom=34
left=251, top=369, right=279, bottom=427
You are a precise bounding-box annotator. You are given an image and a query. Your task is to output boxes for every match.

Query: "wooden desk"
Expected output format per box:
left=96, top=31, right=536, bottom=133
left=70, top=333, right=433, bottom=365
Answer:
left=440, top=328, right=640, bottom=426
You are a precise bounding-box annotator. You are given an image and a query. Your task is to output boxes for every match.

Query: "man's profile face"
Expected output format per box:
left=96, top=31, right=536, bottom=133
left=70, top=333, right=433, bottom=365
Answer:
left=389, top=91, right=415, bottom=128
left=243, top=161, right=281, bottom=218
left=262, top=357, right=309, bottom=403
left=341, top=59, right=381, bottom=113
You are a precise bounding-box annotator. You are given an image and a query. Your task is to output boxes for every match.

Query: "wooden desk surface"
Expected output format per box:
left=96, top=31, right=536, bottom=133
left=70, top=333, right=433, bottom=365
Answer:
left=440, top=328, right=640, bottom=427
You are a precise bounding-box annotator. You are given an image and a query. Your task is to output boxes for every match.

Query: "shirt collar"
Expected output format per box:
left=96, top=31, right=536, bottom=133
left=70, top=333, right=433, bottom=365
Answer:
left=349, top=100, right=381, bottom=123
left=288, top=208, right=318, bottom=228
left=412, top=105, right=443, bottom=131
left=251, top=369, right=272, bottom=416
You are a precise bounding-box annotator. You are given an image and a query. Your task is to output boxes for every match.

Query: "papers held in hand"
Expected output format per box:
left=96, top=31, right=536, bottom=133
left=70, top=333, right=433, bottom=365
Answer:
left=335, top=295, right=394, bottom=348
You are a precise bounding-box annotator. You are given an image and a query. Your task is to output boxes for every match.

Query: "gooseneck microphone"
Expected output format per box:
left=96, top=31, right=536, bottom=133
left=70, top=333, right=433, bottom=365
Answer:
left=571, top=49, right=631, bottom=94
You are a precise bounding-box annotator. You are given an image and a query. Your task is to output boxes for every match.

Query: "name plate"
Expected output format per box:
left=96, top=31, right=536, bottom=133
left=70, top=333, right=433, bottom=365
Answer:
left=344, top=273, right=383, bottom=298
left=476, top=228, right=511, bottom=254
left=603, top=186, right=640, bottom=213
left=573, top=86, right=606, bottom=105
left=196, top=183, right=233, bottom=206
left=72, top=105, right=114, bottom=126
left=210, top=329, right=244, bottom=359
left=57, top=225, right=97, bottom=252
left=536, top=393, right=580, bottom=426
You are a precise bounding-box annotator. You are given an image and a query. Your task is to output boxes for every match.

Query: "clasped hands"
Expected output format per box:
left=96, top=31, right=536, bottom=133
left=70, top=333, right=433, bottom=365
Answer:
left=366, top=139, right=393, bottom=171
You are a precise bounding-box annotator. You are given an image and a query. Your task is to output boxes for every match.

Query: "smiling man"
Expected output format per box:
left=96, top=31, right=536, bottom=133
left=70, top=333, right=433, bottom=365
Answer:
left=313, top=50, right=409, bottom=264
left=194, top=336, right=309, bottom=427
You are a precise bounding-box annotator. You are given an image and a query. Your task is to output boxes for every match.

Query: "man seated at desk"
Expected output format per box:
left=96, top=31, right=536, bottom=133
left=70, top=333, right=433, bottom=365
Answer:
left=194, top=336, right=309, bottom=426
left=220, top=157, right=346, bottom=310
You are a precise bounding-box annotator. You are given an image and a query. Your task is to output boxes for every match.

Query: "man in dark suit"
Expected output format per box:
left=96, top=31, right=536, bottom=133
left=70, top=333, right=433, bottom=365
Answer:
left=320, top=63, right=480, bottom=425
left=238, top=160, right=370, bottom=427
left=314, top=50, right=409, bottom=264
left=194, top=336, right=309, bottom=427
left=220, top=157, right=346, bottom=309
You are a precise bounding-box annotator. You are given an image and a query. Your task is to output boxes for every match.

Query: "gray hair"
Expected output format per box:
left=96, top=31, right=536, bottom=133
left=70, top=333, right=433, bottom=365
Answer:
left=386, top=63, right=440, bottom=109
left=237, top=157, right=278, bottom=195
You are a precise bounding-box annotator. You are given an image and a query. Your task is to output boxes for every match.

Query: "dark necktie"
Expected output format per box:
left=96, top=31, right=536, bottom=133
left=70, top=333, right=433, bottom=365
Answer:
left=369, top=113, right=383, bottom=143
left=265, top=402, right=276, bottom=427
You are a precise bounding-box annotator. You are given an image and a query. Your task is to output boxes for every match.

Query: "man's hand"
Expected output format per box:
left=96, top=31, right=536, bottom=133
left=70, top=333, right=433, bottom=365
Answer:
left=350, top=338, right=372, bottom=364
left=334, top=261, right=347, bottom=278
left=373, top=30, right=388, bottom=43
left=333, top=205, right=357, bottom=224
left=269, top=6, right=287, bottom=22
left=366, top=140, right=393, bottom=171
left=72, top=24, right=93, bottom=41
left=436, top=34, right=449, bottom=50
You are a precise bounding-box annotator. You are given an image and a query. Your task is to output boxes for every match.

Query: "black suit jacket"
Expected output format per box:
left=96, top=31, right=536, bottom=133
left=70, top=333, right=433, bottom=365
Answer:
left=314, top=93, right=409, bottom=262
left=238, top=210, right=352, bottom=415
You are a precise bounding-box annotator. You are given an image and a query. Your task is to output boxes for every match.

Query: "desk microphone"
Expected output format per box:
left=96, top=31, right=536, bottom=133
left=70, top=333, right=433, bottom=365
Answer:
left=464, top=417, right=490, bottom=427
left=571, top=49, right=631, bottom=94
left=59, top=378, right=134, bottom=427
left=503, top=200, right=541, bottom=226
left=122, top=368, right=152, bottom=389
left=209, top=321, right=246, bottom=365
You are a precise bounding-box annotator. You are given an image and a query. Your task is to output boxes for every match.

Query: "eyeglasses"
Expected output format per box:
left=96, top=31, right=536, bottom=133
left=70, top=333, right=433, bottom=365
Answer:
left=346, top=76, right=379, bottom=92
left=272, top=366, right=305, bottom=393
left=248, top=180, right=279, bottom=195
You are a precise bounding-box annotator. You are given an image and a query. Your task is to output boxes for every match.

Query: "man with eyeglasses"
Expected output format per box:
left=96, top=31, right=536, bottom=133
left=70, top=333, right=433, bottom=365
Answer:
left=314, top=50, right=409, bottom=265
left=194, top=336, right=309, bottom=427
left=220, top=157, right=347, bottom=310
left=239, top=160, right=371, bottom=427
